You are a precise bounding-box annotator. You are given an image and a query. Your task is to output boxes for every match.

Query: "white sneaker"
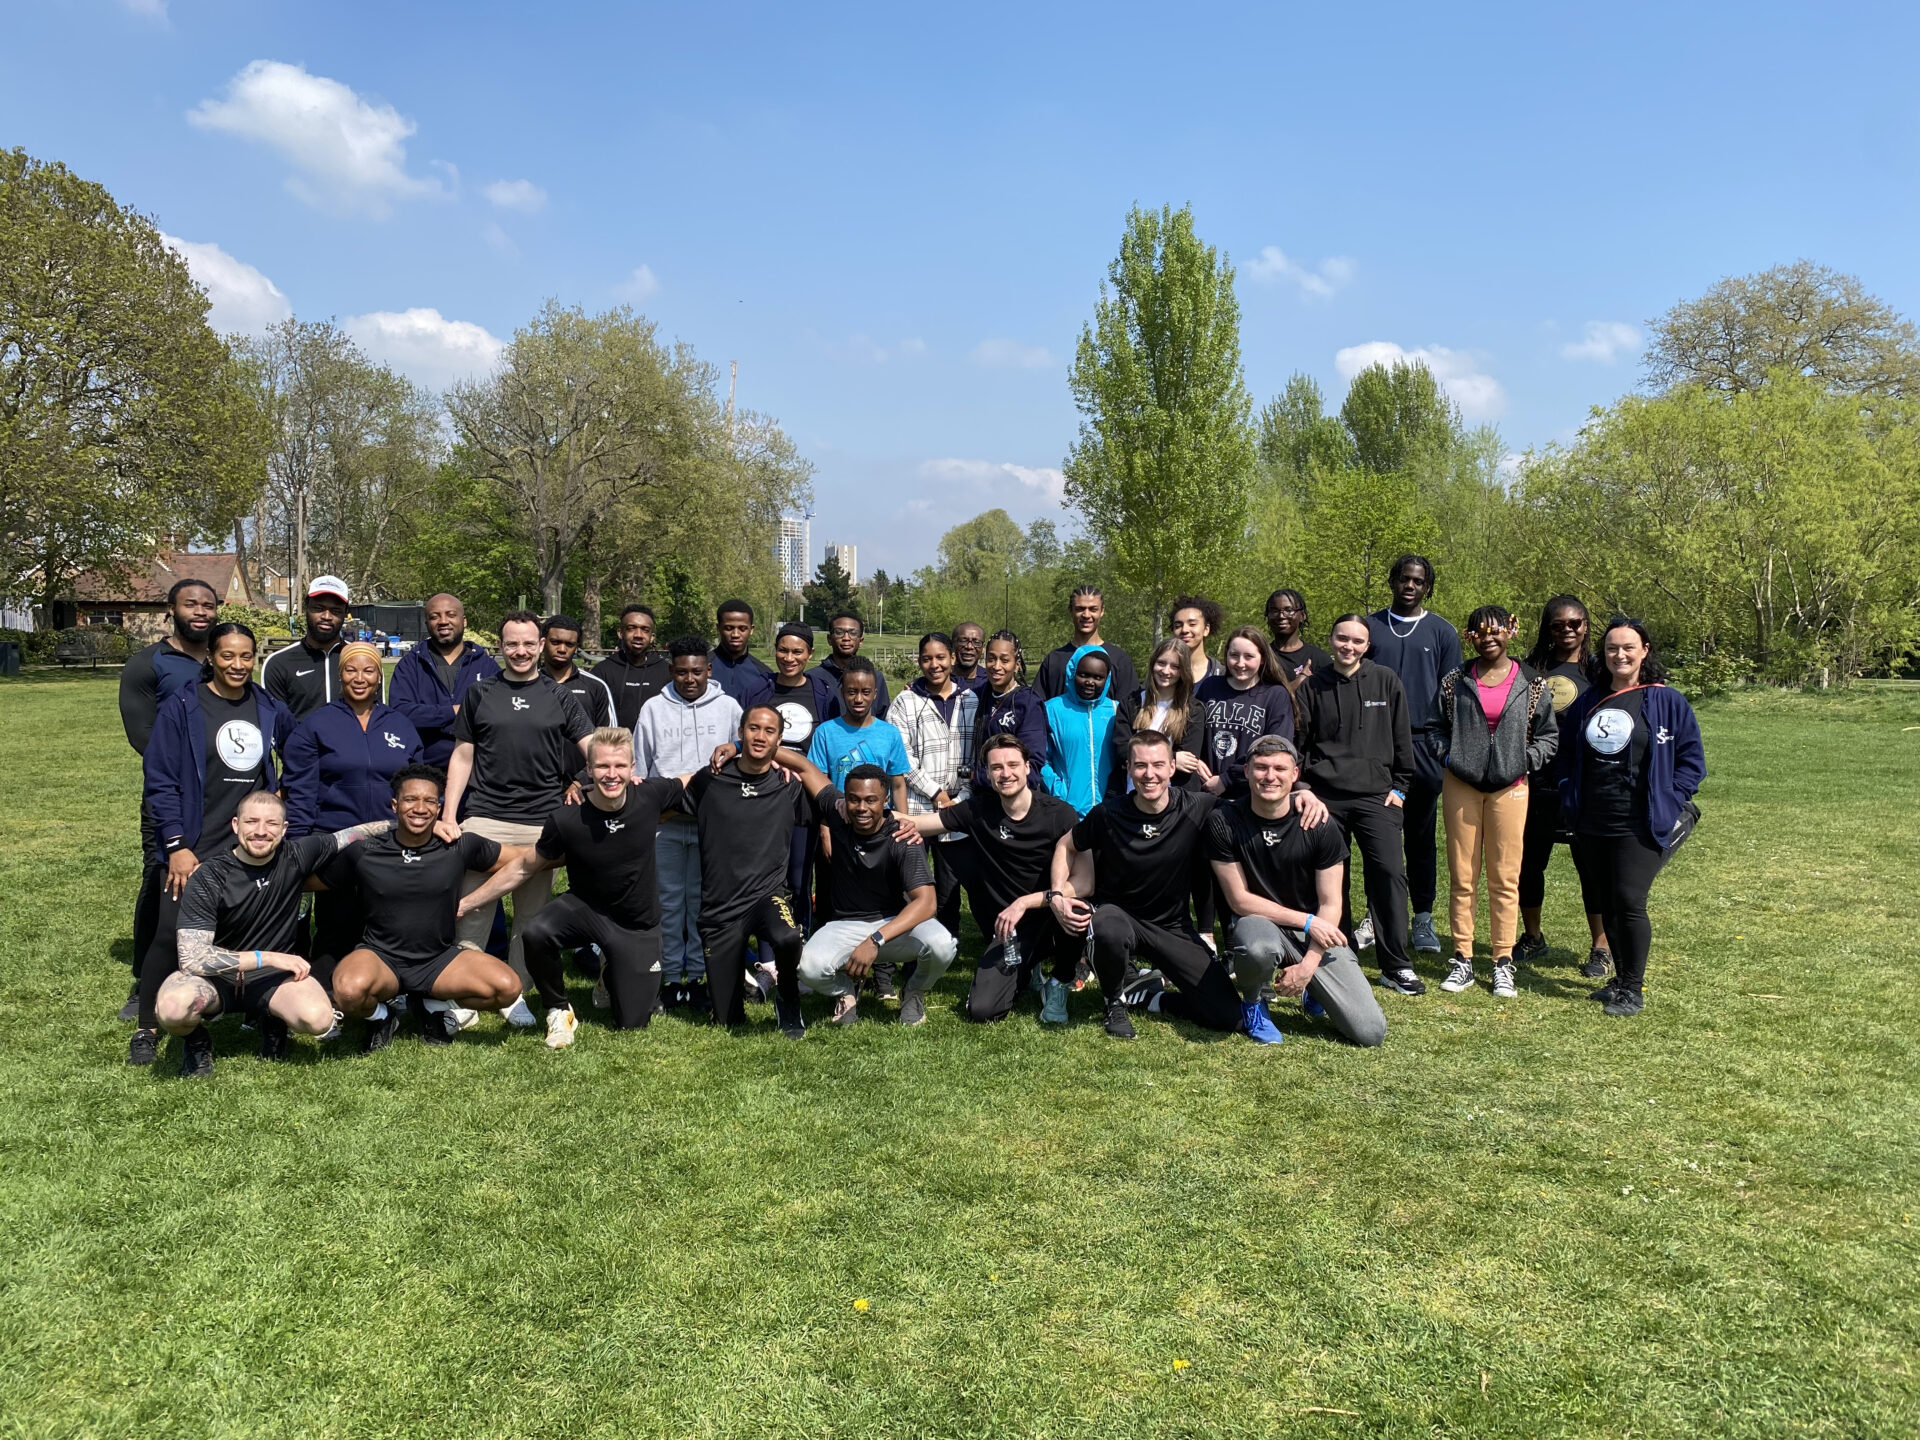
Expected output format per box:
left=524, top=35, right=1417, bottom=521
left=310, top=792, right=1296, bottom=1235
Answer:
left=446, top=1004, right=479, bottom=1031
left=1491, top=960, right=1517, bottom=999
left=544, top=1006, right=579, bottom=1049
left=591, top=980, right=610, bottom=1010
left=501, top=996, right=538, bottom=1028
left=1352, top=916, right=1376, bottom=951
left=1440, top=956, right=1475, bottom=993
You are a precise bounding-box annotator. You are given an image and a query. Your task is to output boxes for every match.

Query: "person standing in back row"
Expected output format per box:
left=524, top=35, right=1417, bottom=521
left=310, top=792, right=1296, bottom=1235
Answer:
left=1364, top=555, right=1460, bottom=958
left=261, top=576, right=354, bottom=719
left=710, top=600, right=775, bottom=703
left=1266, top=589, right=1332, bottom=684
left=1033, top=585, right=1138, bottom=702
left=811, top=612, right=891, bottom=717
left=540, top=614, right=616, bottom=729
left=389, top=592, right=501, bottom=770
left=593, top=603, right=672, bottom=730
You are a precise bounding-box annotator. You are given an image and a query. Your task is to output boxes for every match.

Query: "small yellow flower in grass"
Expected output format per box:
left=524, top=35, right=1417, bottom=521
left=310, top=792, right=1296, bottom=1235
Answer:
left=1172, top=1359, right=1191, bottom=1372
left=989, top=1274, right=999, bottom=1284
left=853, top=1298, right=870, bottom=1313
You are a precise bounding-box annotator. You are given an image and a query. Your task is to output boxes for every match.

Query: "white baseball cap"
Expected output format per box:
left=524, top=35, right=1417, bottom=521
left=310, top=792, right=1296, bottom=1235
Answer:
left=307, top=575, right=350, bottom=603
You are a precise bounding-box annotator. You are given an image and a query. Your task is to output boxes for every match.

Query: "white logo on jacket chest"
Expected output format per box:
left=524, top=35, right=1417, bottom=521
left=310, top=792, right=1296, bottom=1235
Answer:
left=382, top=731, right=406, bottom=749
left=1140, top=823, right=1160, bottom=839
left=997, top=824, right=1014, bottom=842
left=603, top=820, right=625, bottom=834
left=1586, top=709, right=1635, bottom=755
left=214, top=720, right=264, bottom=770
left=400, top=849, right=423, bottom=864
left=295, top=668, right=315, bottom=678
left=511, top=696, right=531, bottom=711
left=740, top=783, right=759, bottom=797
left=1261, top=830, right=1283, bottom=846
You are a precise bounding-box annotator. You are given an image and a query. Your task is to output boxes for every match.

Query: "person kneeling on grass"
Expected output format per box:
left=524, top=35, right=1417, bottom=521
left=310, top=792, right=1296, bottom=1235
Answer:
left=325, top=764, right=528, bottom=1049
left=153, top=791, right=391, bottom=1078
left=770, top=757, right=956, bottom=1028
left=1205, top=736, right=1387, bottom=1048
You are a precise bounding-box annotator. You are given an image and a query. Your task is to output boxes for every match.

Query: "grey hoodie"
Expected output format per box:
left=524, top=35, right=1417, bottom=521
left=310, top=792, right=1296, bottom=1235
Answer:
left=1437, top=661, right=1558, bottom=792
left=634, top=681, right=743, bottom=785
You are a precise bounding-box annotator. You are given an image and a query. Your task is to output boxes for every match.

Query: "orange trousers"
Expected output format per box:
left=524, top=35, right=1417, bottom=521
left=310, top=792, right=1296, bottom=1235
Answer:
left=1443, top=772, right=1529, bottom=959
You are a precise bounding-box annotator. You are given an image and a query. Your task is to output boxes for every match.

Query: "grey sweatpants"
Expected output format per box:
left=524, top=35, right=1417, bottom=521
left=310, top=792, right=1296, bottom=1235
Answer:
left=798, top=918, right=957, bottom=997
left=1225, top=915, right=1387, bottom=1048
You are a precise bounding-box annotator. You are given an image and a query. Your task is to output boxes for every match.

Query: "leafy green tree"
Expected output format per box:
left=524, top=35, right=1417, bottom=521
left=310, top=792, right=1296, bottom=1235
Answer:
left=1023, top=518, right=1062, bottom=569
left=1645, top=261, right=1920, bottom=397
left=1065, top=204, right=1256, bottom=639
left=652, top=556, right=712, bottom=643
left=936, top=509, right=1026, bottom=585
left=1339, top=361, right=1460, bottom=476
left=1257, top=373, right=1353, bottom=494
left=1, top=148, right=264, bottom=608
left=802, top=552, right=859, bottom=629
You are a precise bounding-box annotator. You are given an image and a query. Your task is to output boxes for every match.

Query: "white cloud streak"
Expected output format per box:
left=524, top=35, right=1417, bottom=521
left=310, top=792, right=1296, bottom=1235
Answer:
left=614, top=265, right=659, bottom=300
left=482, top=179, right=546, bottom=213
left=918, top=457, right=1065, bottom=501
left=345, top=308, right=504, bottom=387
left=1334, top=340, right=1506, bottom=420
left=970, top=338, right=1055, bottom=369
left=1561, top=320, right=1641, bottom=363
left=189, top=60, right=443, bottom=216
left=120, top=0, right=168, bottom=18
left=1246, top=246, right=1355, bottom=300
left=160, top=234, right=292, bottom=335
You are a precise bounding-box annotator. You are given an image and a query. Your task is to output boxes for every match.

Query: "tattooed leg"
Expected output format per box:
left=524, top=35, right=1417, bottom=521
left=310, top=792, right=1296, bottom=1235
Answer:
left=155, top=972, right=222, bottom=1034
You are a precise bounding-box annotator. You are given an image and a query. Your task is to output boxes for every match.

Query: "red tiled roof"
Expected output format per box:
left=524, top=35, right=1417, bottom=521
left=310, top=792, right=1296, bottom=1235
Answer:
left=68, top=551, right=253, bottom=606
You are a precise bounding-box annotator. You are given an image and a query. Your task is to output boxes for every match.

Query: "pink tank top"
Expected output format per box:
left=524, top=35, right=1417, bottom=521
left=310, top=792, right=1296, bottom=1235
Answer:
left=1475, top=666, right=1517, bottom=735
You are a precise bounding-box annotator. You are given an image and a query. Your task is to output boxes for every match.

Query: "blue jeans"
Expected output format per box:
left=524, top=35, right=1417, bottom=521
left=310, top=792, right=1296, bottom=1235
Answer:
left=655, top=820, right=704, bottom=982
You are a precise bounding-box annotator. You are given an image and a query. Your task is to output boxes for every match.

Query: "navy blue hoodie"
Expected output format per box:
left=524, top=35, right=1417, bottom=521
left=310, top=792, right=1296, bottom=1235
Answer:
left=1559, top=683, right=1705, bottom=850
left=388, top=639, right=501, bottom=767
left=970, top=683, right=1049, bottom=789
left=143, top=681, right=296, bottom=863
left=281, top=698, right=425, bottom=836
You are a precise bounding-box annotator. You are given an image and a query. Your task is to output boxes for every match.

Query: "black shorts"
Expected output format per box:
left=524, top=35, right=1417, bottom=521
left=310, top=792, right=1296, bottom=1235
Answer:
left=209, top=967, right=297, bottom=1018
left=381, top=942, right=474, bottom=994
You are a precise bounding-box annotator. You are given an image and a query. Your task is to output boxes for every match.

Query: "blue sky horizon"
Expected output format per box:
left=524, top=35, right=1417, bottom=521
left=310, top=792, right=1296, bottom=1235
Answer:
left=8, top=1, right=1920, bottom=577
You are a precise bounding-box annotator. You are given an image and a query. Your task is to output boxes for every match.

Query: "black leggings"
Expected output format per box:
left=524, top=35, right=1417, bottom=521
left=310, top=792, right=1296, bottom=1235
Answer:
left=1403, top=731, right=1445, bottom=913
left=1321, top=790, right=1414, bottom=972
left=519, top=893, right=662, bottom=1029
left=1087, top=906, right=1240, bottom=1031
left=1570, top=833, right=1669, bottom=991
left=135, top=888, right=183, bottom=1029
left=1518, top=781, right=1604, bottom=913
left=702, top=890, right=804, bottom=1026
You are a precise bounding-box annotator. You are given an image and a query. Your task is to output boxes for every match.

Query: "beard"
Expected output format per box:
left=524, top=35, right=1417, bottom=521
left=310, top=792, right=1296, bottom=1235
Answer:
left=172, top=613, right=213, bottom=643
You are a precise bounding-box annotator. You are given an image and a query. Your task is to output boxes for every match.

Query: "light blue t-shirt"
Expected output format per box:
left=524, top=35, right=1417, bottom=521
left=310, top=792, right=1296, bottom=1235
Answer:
left=807, top=716, right=910, bottom=792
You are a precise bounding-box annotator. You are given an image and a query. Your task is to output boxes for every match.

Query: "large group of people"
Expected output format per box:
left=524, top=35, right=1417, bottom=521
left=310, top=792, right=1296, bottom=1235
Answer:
left=115, top=557, right=1706, bottom=1075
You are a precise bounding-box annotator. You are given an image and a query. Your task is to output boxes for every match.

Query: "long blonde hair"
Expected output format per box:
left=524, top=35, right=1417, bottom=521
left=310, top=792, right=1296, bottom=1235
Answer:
left=1143, top=637, right=1193, bottom=742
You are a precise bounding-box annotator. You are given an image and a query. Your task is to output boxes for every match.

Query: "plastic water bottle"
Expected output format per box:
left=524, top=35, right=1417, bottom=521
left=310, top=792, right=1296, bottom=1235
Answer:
left=1000, top=933, right=1022, bottom=973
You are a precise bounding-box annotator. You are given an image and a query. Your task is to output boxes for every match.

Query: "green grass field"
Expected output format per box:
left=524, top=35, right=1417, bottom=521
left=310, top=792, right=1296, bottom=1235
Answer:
left=2, top=671, right=1916, bottom=1438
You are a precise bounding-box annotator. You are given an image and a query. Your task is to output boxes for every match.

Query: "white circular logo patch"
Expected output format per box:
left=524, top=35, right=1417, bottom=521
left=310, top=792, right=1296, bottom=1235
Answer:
left=1212, top=731, right=1237, bottom=759
left=776, top=701, right=814, bottom=745
left=216, top=719, right=265, bottom=770
left=1584, top=708, right=1634, bottom=756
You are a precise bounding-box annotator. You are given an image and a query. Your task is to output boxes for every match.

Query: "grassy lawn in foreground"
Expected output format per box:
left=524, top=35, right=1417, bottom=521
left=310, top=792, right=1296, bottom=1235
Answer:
left=0, top=670, right=1915, bottom=1439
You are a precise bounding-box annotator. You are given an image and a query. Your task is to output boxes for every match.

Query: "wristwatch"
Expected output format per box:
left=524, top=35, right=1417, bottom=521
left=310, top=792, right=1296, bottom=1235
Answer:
left=868, top=929, right=887, bottom=950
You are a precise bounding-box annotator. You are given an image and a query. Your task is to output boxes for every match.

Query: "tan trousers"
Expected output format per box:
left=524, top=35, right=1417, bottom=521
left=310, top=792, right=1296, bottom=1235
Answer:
left=455, top=815, right=552, bottom=986
left=1443, top=772, right=1529, bottom=959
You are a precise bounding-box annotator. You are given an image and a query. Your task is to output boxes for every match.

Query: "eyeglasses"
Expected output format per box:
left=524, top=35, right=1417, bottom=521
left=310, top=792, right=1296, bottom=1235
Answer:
left=831, top=627, right=861, bottom=637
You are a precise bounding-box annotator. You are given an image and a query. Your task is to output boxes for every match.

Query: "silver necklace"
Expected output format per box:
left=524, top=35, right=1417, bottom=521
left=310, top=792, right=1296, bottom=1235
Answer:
left=1385, top=610, right=1425, bottom=638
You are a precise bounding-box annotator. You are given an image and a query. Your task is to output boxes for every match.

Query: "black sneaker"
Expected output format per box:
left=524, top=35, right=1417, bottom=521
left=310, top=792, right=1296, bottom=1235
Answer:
left=1602, top=987, right=1644, bottom=1018
left=1588, top=980, right=1623, bottom=1003
left=1120, top=968, right=1166, bottom=1008
left=128, top=1027, right=161, bottom=1067
left=257, top=1015, right=290, bottom=1062
left=419, top=1008, right=456, bottom=1046
left=774, top=995, right=806, bottom=1040
left=1582, top=947, right=1614, bottom=980
left=180, top=1027, right=214, bottom=1079
left=362, top=1006, right=403, bottom=1053
left=1513, top=932, right=1548, bottom=964
left=1378, top=967, right=1428, bottom=996
left=873, top=976, right=899, bottom=1003
left=1104, top=1002, right=1137, bottom=1040
left=684, top=981, right=714, bottom=1015
left=116, top=983, right=140, bottom=1023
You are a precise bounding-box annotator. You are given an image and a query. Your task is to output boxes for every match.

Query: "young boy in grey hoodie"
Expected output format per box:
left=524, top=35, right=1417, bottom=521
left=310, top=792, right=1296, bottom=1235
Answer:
left=635, top=638, right=744, bottom=1006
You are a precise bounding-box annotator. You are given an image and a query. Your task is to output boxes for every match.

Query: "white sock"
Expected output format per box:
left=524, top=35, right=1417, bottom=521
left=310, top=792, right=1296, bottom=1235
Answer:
left=370, top=1002, right=388, bottom=1022
left=421, top=997, right=451, bottom=1013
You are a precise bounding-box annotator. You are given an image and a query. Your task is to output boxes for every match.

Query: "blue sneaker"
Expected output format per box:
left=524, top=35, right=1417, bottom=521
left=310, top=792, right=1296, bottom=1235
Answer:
left=1241, top=999, right=1284, bottom=1045
left=1301, top=990, right=1326, bottom=1020
left=1040, top=978, right=1070, bottom=1025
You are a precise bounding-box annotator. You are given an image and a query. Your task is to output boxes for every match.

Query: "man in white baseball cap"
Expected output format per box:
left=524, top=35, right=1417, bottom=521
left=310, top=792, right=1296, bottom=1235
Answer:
left=262, top=575, right=354, bottom=720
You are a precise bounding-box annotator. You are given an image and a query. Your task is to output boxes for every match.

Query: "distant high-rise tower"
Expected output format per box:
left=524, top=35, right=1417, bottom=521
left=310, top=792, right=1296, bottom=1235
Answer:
left=825, top=542, right=858, bottom=586
left=776, top=516, right=810, bottom=592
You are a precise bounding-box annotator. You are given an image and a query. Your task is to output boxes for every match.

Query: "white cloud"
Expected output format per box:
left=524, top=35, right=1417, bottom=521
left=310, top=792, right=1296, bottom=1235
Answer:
left=614, top=265, right=659, bottom=300
left=841, top=334, right=926, bottom=365
left=483, top=179, right=546, bottom=213
left=345, top=308, right=504, bottom=387
left=1334, top=340, right=1506, bottom=420
left=160, top=234, right=292, bottom=335
left=1246, top=246, right=1356, bottom=300
left=1562, top=320, right=1641, bottom=364
left=918, top=457, right=1066, bottom=502
left=120, top=0, right=167, bottom=18
left=970, top=338, right=1055, bottom=369
left=188, top=60, right=443, bottom=216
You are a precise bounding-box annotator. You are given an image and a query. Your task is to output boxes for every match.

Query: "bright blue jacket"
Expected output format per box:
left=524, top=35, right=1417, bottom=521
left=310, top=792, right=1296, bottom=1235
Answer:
left=1558, top=683, right=1706, bottom=850
left=1041, top=644, right=1118, bottom=816
left=388, top=639, right=500, bottom=767
left=281, top=699, right=425, bottom=836
left=142, top=681, right=296, bottom=863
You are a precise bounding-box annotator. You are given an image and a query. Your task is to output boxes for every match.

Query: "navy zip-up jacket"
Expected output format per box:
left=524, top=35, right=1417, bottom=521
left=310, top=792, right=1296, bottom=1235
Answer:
left=1558, top=683, right=1705, bottom=850
left=143, top=681, right=296, bottom=863
left=811, top=655, right=890, bottom=719
left=388, top=639, right=501, bottom=767
left=970, top=683, right=1049, bottom=789
left=710, top=647, right=775, bottom=703
left=281, top=699, right=424, bottom=836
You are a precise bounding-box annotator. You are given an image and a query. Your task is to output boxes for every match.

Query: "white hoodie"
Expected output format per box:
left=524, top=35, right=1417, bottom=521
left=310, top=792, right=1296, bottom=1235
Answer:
left=634, top=680, right=743, bottom=782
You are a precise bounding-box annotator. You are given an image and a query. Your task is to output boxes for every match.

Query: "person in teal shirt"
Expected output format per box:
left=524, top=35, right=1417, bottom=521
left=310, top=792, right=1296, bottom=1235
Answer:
left=805, top=656, right=909, bottom=813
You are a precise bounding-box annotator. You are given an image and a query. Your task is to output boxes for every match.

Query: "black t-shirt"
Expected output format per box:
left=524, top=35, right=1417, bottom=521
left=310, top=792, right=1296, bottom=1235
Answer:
left=1578, top=688, right=1649, bottom=837
left=332, top=830, right=502, bottom=967
left=179, top=834, right=338, bottom=952
left=771, top=680, right=822, bottom=754
left=197, top=689, right=270, bottom=854
left=1071, top=789, right=1220, bottom=928
left=940, top=789, right=1077, bottom=919
left=452, top=674, right=593, bottom=825
left=534, top=779, right=685, bottom=929
left=1204, top=797, right=1345, bottom=916
left=682, top=760, right=810, bottom=926
left=817, top=784, right=933, bottom=924
left=1274, top=642, right=1333, bottom=683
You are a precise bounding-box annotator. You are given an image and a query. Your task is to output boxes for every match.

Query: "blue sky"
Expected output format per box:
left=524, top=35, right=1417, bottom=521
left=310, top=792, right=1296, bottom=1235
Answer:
left=7, top=1, right=1920, bottom=575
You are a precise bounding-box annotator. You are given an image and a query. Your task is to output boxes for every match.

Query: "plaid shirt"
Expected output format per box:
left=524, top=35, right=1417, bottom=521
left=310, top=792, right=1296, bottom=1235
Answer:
left=889, top=681, right=979, bottom=837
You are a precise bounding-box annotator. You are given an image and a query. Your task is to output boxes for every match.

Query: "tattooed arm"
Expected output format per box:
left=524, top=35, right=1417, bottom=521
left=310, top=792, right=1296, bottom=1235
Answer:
left=330, top=818, right=392, bottom=850
left=176, top=929, right=311, bottom=980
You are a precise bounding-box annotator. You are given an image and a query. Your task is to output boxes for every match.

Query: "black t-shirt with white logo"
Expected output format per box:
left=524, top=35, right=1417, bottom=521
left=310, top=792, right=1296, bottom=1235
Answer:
left=1204, top=797, right=1345, bottom=916
left=1274, top=642, right=1333, bottom=683
left=771, top=680, right=821, bottom=753
left=330, top=831, right=501, bottom=967
left=939, top=789, right=1077, bottom=920
left=682, top=760, right=809, bottom=927
left=1071, top=789, right=1219, bottom=928
left=816, top=784, right=933, bottom=924
left=198, top=689, right=270, bottom=854
left=534, top=778, right=684, bottom=929
left=179, top=834, right=338, bottom=952
left=452, top=673, right=593, bottom=825
left=1578, top=688, right=1649, bottom=837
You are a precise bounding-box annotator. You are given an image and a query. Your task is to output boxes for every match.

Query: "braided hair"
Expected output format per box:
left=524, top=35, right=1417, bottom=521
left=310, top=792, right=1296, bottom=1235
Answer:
left=986, top=628, right=1027, bottom=686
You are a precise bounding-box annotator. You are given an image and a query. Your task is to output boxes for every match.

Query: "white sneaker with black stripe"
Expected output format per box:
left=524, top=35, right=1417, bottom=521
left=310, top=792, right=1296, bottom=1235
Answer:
left=1491, top=960, right=1517, bottom=999
left=1439, top=955, right=1475, bottom=993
